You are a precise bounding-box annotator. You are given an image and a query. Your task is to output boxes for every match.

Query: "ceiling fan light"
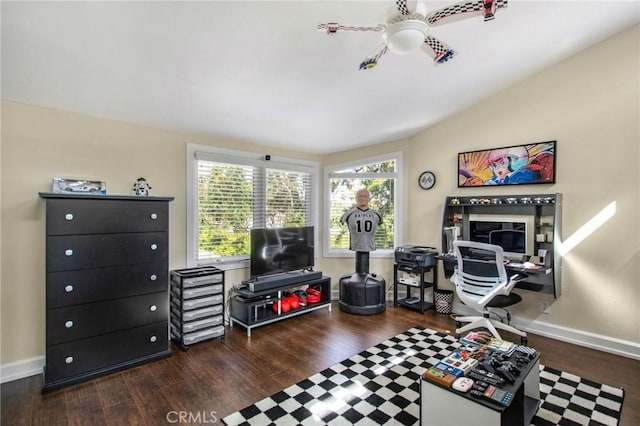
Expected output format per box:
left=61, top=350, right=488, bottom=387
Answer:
left=385, top=20, right=428, bottom=54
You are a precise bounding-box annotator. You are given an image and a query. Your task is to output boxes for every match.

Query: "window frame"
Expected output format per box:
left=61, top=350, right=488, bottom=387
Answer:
left=323, top=152, right=403, bottom=258
left=186, top=143, right=320, bottom=270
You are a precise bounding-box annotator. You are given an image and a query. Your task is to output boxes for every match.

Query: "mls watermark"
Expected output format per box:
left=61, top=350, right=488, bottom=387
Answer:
left=166, top=411, right=219, bottom=424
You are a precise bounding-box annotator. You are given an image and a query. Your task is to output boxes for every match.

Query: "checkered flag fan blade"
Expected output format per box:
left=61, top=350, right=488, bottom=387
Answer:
left=425, top=0, right=508, bottom=26
left=395, top=0, right=412, bottom=16
left=422, top=35, right=455, bottom=65
left=360, top=44, right=389, bottom=70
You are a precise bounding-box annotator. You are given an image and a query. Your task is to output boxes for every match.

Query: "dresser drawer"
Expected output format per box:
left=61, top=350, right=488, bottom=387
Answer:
left=47, top=263, right=167, bottom=308
left=47, top=292, right=168, bottom=345
left=47, top=232, right=168, bottom=271
left=46, top=198, right=169, bottom=235
left=45, top=321, right=168, bottom=383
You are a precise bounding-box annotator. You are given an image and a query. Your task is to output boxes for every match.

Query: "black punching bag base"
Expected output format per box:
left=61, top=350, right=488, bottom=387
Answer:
left=339, top=272, right=386, bottom=315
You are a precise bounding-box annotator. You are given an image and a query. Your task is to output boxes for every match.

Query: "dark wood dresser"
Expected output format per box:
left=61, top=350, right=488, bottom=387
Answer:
left=39, top=193, right=174, bottom=392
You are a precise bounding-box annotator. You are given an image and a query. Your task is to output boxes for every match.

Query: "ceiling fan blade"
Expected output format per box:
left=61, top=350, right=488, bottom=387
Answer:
left=359, top=44, right=389, bottom=70
left=318, top=23, right=385, bottom=35
left=421, top=35, right=455, bottom=65
left=425, top=0, right=508, bottom=27
left=395, top=0, right=412, bottom=16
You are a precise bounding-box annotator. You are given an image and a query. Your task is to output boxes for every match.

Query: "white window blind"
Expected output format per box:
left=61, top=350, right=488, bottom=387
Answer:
left=191, top=148, right=316, bottom=266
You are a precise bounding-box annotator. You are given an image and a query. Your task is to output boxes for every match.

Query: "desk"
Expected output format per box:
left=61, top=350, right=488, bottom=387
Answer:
left=438, top=254, right=553, bottom=293
left=420, top=351, right=541, bottom=426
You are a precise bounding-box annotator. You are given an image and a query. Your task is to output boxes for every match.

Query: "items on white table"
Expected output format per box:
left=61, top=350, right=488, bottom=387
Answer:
left=460, top=331, right=516, bottom=354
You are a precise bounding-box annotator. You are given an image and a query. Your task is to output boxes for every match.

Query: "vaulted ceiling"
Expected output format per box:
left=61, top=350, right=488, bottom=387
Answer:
left=2, top=1, right=639, bottom=154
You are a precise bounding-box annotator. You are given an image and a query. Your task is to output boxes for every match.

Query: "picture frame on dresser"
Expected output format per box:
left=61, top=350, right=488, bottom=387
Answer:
left=458, top=141, right=556, bottom=187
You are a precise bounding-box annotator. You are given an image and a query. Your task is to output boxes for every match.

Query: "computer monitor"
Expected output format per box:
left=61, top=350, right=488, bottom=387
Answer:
left=467, top=214, right=534, bottom=259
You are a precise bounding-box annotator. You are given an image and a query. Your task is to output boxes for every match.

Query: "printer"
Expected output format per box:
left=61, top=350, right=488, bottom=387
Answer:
left=394, top=245, right=438, bottom=267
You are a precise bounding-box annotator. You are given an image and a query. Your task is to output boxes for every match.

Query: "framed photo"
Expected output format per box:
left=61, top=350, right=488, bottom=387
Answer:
left=458, top=141, right=556, bottom=187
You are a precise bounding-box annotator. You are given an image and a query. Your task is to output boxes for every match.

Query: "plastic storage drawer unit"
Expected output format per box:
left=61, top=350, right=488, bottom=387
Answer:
left=170, top=267, right=225, bottom=350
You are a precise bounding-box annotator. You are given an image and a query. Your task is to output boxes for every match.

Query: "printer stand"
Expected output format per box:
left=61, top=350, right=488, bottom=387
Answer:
left=393, top=263, right=438, bottom=314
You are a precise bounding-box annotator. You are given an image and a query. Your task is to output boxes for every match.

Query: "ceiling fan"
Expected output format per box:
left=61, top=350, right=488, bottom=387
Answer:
left=318, top=0, right=508, bottom=70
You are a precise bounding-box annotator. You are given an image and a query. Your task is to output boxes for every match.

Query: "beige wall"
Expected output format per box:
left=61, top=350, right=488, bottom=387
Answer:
left=0, top=104, right=320, bottom=368
left=1, top=25, right=638, bottom=374
left=323, top=25, right=640, bottom=345
left=412, top=24, right=639, bottom=342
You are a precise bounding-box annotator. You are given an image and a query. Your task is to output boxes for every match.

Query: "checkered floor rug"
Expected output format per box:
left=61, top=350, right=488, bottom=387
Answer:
left=223, top=327, right=625, bottom=426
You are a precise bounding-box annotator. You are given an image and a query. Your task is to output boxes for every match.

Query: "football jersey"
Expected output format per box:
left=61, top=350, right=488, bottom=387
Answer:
left=340, top=207, right=383, bottom=252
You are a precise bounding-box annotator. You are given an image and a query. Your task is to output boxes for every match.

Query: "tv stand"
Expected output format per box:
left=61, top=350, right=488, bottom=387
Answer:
left=230, top=275, right=331, bottom=337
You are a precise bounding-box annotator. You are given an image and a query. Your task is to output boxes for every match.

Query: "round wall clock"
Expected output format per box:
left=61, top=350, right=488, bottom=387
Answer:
left=418, top=171, right=436, bottom=190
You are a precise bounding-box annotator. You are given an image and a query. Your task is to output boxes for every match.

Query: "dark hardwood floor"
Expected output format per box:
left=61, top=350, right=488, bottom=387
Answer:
left=2, top=302, right=638, bottom=425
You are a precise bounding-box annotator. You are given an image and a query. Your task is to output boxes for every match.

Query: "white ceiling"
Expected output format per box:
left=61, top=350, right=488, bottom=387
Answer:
left=2, top=1, right=639, bottom=154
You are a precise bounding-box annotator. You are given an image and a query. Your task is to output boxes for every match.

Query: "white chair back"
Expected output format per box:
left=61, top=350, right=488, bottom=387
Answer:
left=452, top=241, right=514, bottom=309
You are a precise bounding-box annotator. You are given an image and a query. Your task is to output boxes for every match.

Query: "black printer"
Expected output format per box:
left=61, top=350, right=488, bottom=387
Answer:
left=394, top=245, right=438, bottom=267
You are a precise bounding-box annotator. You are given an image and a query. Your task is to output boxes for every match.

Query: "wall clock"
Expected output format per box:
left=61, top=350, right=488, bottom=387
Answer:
left=419, top=171, right=436, bottom=190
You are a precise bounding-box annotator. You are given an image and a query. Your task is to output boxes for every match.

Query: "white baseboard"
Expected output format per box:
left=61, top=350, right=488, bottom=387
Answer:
left=1, top=356, right=44, bottom=384
left=512, top=317, right=640, bottom=361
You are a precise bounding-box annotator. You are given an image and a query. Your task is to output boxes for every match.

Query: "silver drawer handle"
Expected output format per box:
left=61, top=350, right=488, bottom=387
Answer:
left=150, top=305, right=157, bottom=312
left=65, top=356, right=74, bottom=364
left=150, top=335, right=157, bottom=343
left=150, top=244, right=158, bottom=250
left=65, top=213, right=74, bottom=221
left=65, top=284, right=74, bottom=293
left=65, top=320, right=74, bottom=328
left=150, top=213, right=158, bottom=220
left=150, top=274, right=157, bottom=281
left=65, top=249, right=74, bottom=256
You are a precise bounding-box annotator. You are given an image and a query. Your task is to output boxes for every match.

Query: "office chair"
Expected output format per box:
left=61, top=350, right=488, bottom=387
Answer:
left=451, top=240, right=528, bottom=344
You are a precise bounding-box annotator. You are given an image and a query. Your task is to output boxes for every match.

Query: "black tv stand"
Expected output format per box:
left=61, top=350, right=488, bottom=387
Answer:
left=230, top=275, right=331, bottom=337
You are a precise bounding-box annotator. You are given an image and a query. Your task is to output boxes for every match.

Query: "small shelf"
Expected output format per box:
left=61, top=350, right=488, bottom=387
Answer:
left=230, top=276, right=331, bottom=337
left=396, top=297, right=434, bottom=312
left=393, top=263, right=437, bottom=314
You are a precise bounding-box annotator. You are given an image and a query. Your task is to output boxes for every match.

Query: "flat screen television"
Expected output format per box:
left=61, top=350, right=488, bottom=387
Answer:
left=250, top=226, right=315, bottom=278
left=466, top=214, right=534, bottom=259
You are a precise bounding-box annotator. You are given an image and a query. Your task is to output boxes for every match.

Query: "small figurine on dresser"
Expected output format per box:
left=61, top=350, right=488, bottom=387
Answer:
left=133, top=177, right=152, bottom=196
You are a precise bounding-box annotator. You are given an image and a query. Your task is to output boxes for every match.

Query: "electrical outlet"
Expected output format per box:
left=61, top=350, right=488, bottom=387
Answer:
left=541, top=300, right=550, bottom=314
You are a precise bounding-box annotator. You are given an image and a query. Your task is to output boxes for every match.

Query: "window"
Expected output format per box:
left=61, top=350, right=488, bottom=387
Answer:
left=324, top=153, right=403, bottom=257
left=187, top=144, right=318, bottom=268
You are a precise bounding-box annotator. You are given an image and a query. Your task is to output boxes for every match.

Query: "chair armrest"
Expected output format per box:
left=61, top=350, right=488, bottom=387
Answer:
left=504, top=273, right=527, bottom=293
left=510, top=273, right=527, bottom=282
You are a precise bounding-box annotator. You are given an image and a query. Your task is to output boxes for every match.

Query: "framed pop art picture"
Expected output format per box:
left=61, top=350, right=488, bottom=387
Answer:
left=458, top=141, right=556, bottom=187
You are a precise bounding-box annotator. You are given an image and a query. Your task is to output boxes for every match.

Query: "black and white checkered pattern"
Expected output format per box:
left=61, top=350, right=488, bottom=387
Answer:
left=425, top=0, right=508, bottom=26
left=223, top=327, right=624, bottom=426
left=534, top=366, right=625, bottom=426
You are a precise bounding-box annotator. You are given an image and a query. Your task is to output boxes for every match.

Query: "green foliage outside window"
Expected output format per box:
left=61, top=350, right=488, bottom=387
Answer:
left=197, top=162, right=312, bottom=261
left=329, top=160, right=396, bottom=251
